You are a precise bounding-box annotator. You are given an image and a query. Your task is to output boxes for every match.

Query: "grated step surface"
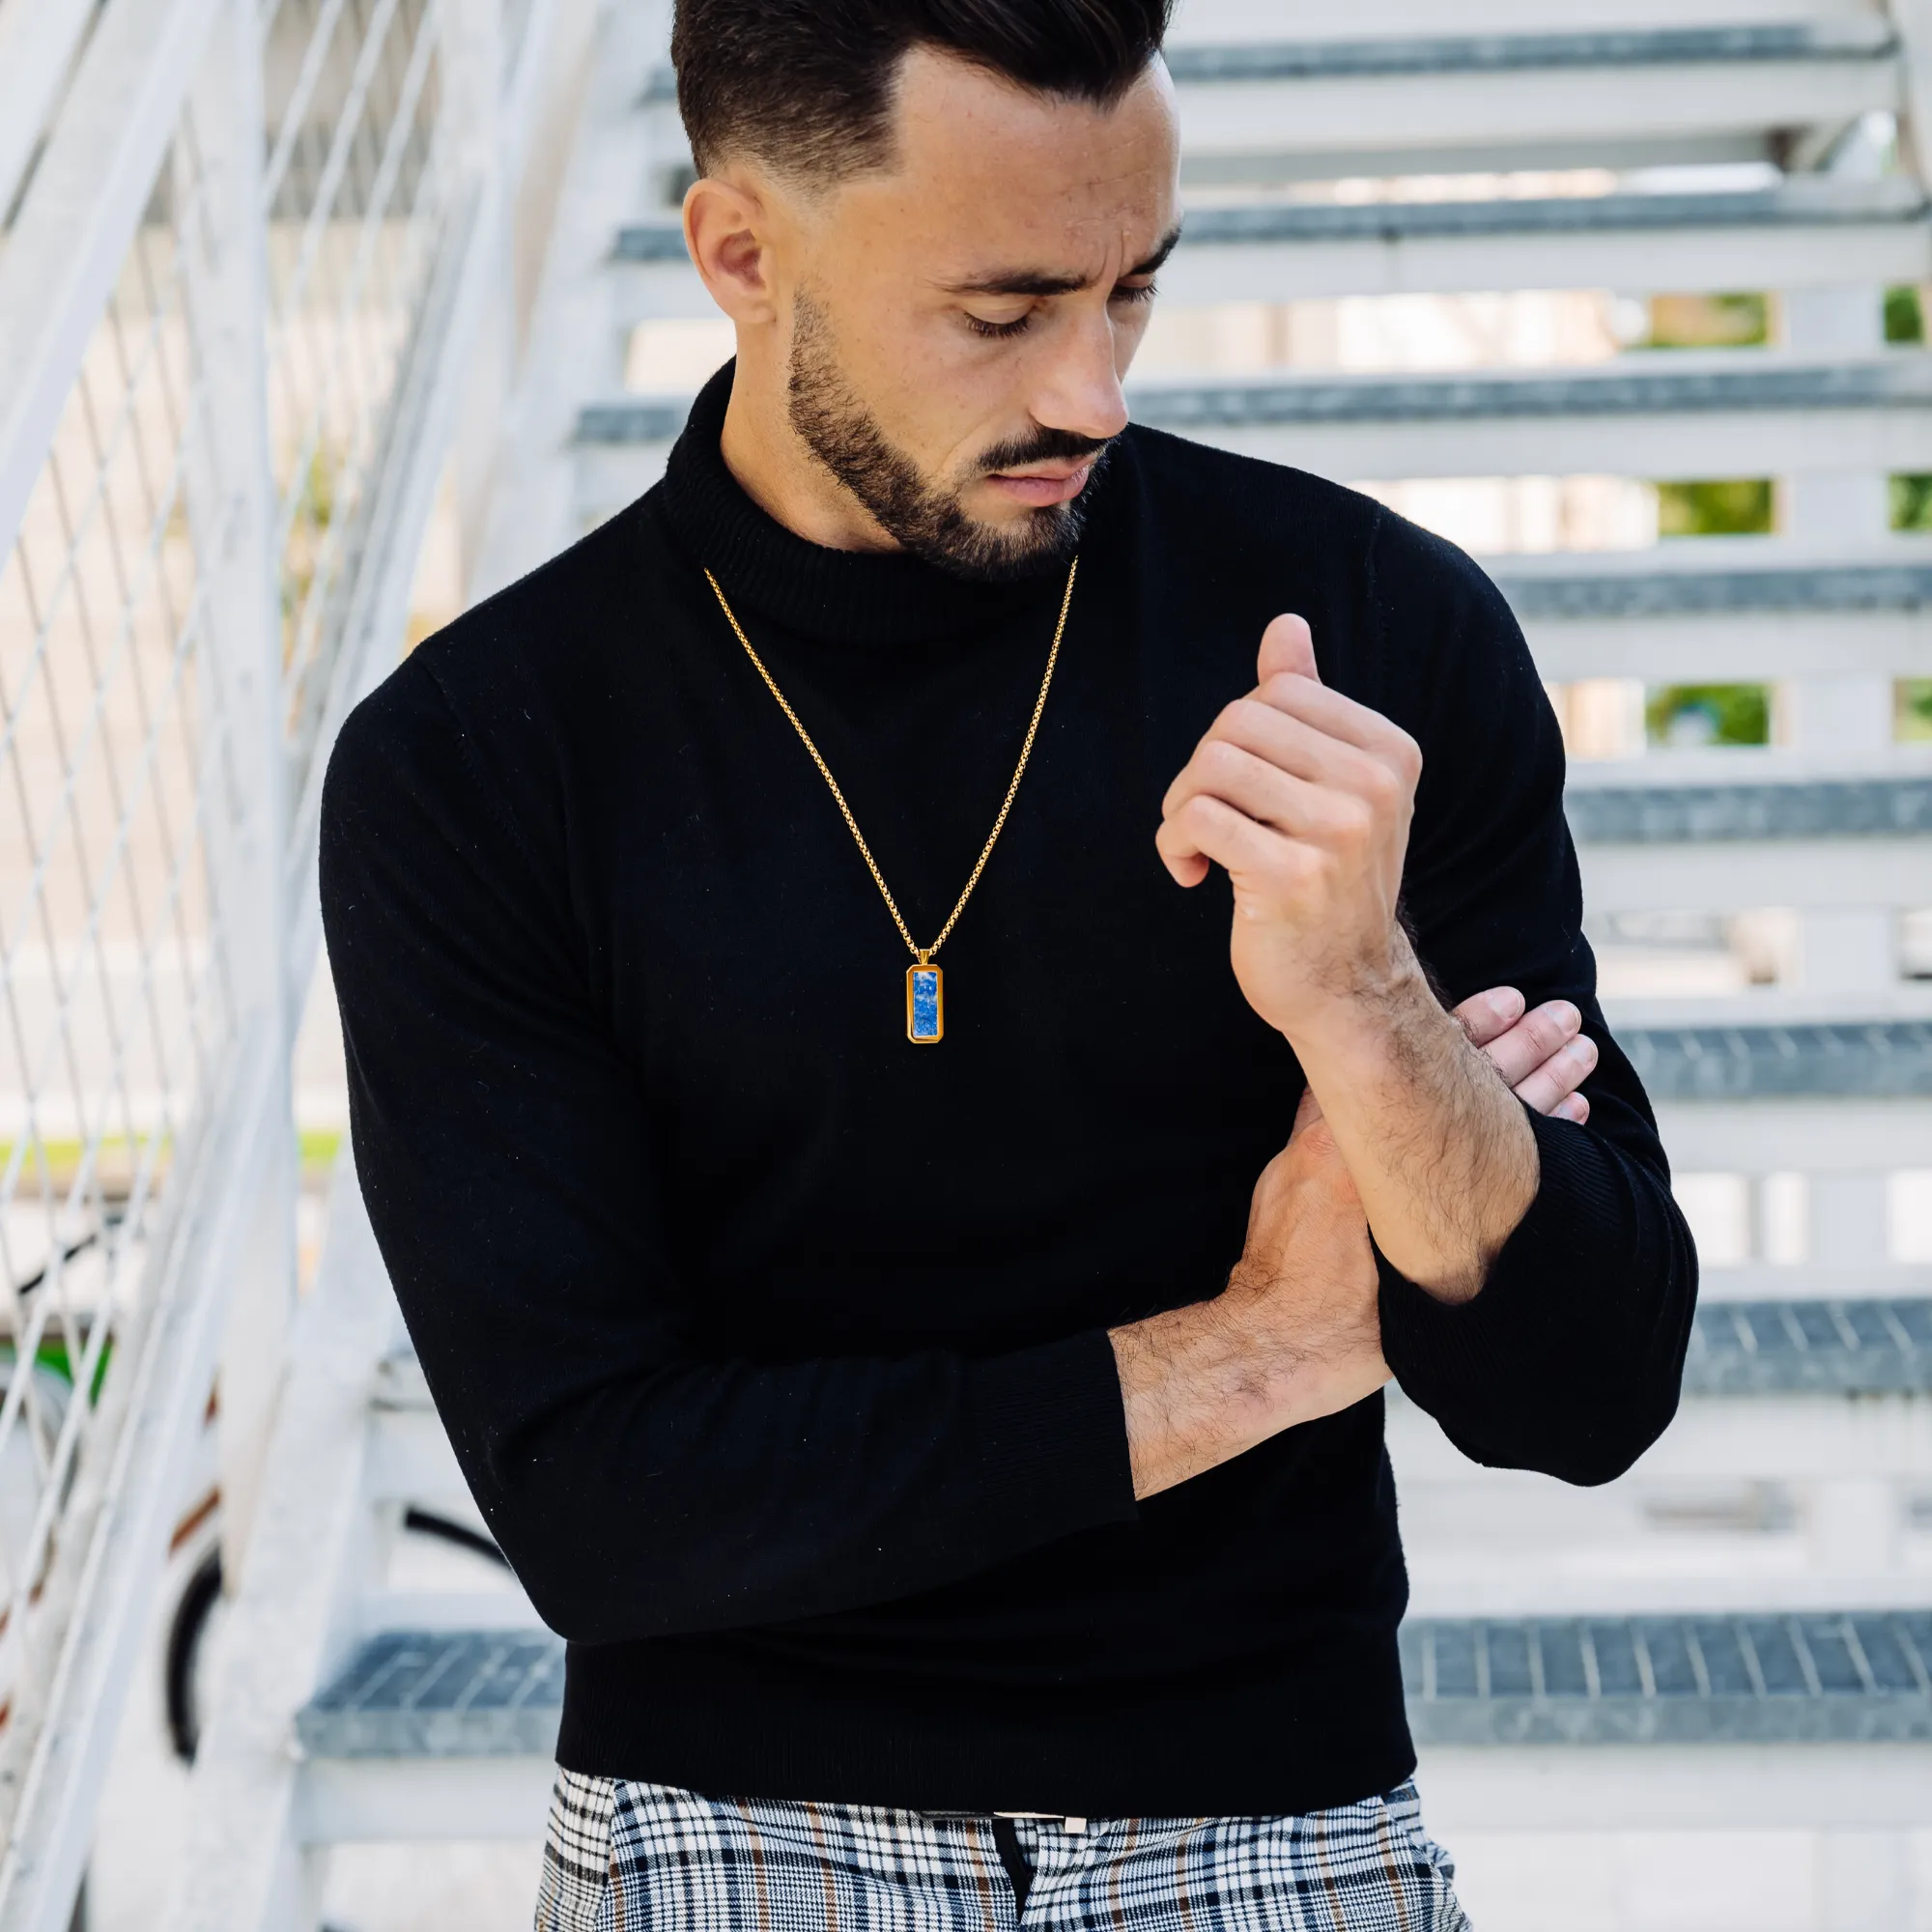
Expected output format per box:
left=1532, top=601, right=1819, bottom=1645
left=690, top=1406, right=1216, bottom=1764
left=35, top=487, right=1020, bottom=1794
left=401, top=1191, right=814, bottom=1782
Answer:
left=1403, top=1610, right=1932, bottom=1746
left=1566, top=780, right=1932, bottom=844
left=1683, top=1298, right=1932, bottom=1396
left=297, top=1629, right=566, bottom=1759
left=1163, top=23, right=1894, bottom=84
left=1625, top=1022, right=1932, bottom=1099
left=1493, top=559, right=1932, bottom=619
left=298, top=1613, right=1932, bottom=1761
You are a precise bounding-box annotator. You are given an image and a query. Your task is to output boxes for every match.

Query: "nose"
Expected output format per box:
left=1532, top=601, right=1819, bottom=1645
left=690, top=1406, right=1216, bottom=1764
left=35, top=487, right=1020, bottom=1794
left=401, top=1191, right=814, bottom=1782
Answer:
left=1028, top=308, right=1131, bottom=446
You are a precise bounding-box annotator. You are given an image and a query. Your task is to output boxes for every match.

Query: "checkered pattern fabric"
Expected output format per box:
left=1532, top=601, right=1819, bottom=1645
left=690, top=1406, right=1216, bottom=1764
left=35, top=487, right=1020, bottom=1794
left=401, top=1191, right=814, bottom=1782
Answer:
left=533, top=1770, right=1470, bottom=1929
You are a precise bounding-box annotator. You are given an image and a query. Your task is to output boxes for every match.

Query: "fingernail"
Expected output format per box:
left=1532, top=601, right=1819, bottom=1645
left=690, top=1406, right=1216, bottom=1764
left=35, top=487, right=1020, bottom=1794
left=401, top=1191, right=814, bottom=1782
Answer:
left=1497, top=987, right=1524, bottom=1017
left=1567, top=1038, right=1597, bottom=1064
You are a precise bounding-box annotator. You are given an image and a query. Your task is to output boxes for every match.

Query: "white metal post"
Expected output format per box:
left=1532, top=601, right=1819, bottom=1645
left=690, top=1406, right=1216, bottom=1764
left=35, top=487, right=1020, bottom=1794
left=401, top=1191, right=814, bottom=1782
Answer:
left=0, top=0, right=99, bottom=225
left=178, top=0, right=297, bottom=1589
left=444, top=0, right=510, bottom=598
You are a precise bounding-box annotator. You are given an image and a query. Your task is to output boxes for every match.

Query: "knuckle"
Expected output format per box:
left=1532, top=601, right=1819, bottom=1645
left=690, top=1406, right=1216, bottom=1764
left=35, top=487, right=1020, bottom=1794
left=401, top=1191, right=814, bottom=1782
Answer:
left=1359, top=761, right=1401, bottom=812
left=1331, top=796, right=1376, bottom=845
left=1203, top=737, right=1248, bottom=780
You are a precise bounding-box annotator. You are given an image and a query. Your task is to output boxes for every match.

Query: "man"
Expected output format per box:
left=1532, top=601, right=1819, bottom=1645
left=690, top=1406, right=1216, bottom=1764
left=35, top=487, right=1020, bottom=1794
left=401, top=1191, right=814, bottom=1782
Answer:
left=320, top=1, right=1697, bottom=1923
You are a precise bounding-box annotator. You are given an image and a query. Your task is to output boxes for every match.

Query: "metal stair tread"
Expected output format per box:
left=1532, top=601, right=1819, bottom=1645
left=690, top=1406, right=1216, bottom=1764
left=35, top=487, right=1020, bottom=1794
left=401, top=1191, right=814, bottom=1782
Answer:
left=612, top=180, right=1926, bottom=269
left=296, top=1610, right=1932, bottom=1760
left=1402, top=1611, right=1932, bottom=1746
left=579, top=362, right=1932, bottom=463
left=1162, top=23, right=1895, bottom=85
left=1625, top=1021, right=1932, bottom=1098
left=1565, top=779, right=1932, bottom=843
left=637, top=23, right=1894, bottom=105
left=1684, top=1297, right=1932, bottom=1394
left=296, top=1629, right=567, bottom=1758
left=1125, top=355, right=1932, bottom=429
left=1492, top=556, right=1932, bottom=618
left=575, top=357, right=1932, bottom=449
left=1179, top=180, right=1925, bottom=246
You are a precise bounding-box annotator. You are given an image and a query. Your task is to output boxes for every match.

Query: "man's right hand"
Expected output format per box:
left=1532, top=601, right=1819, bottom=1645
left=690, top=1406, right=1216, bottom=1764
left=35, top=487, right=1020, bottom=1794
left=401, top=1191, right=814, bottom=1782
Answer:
left=1110, top=986, right=1598, bottom=1499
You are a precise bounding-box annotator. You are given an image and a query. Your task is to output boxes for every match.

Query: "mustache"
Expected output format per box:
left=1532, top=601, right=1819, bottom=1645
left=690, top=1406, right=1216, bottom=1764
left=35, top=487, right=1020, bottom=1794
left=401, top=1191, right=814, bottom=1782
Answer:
left=976, top=426, right=1116, bottom=475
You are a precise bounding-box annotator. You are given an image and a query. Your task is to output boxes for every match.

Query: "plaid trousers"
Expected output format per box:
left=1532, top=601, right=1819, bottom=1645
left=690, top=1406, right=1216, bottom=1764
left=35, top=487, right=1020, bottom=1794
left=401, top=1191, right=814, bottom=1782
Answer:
left=533, top=1769, right=1471, bottom=1930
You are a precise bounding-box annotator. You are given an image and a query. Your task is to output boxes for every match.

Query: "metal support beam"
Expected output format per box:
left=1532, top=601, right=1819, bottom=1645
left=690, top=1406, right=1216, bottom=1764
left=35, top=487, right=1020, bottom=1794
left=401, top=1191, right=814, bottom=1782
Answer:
left=174, top=0, right=298, bottom=1599
left=0, top=0, right=222, bottom=563
left=0, top=0, right=98, bottom=224
left=166, top=1164, right=400, bottom=1932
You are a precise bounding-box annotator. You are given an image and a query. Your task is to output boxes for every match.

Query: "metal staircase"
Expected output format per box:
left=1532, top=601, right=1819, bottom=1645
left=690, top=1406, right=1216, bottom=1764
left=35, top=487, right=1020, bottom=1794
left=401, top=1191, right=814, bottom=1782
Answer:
left=5, top=0, right=1932, bottom=1927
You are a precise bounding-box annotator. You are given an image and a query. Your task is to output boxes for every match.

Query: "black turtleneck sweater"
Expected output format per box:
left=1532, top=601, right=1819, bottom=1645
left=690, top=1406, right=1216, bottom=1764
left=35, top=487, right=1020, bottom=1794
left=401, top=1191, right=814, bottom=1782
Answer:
left=320, top=363, right=1695, bottom=1817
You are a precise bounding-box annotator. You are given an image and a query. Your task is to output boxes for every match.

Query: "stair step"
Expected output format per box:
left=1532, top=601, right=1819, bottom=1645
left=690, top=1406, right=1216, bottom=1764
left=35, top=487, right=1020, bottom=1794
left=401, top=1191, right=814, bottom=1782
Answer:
left=1490, top=552, right=1932, bottom=682
left=1166, top=22, right=1896, bottom=180
left=1123, top=354, right=1932, bottom=480
left=635, top=24, right=1894, bottom=186
left=1494, top=555, right=1932, bottom=622
left=1627, top=1021, right=1932, bottom=1099
left=1165, top=181, right=1932, bottom=304
left=1403, top=1609, right=1932, bottom=1745
left=575, top=355, right=1932, bottom=495
left=1685, top=1297, right=1932, bottom=1395
left=1166, top=22, right=1891, bottom=82
left=1569, top=780, right=1932, bottom=842
left=297, top=1629, right=565, bottom=1759
left=611, top=180, right=1932, bottom=321
left=297, top=1605, right=1932, bottom=1766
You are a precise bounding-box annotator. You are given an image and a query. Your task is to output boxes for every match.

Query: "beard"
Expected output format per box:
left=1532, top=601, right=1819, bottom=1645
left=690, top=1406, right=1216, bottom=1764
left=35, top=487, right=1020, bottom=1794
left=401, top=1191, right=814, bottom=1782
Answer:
left=785, top=290, right=1111, bottom=582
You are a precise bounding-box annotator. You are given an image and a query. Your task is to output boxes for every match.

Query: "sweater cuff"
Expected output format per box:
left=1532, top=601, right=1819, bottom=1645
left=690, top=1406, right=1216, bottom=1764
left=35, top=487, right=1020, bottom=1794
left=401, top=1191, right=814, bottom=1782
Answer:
left=968, top=1329, right=1139, bottom=1551
left=1377, top=1107, right=1630, bottom=1403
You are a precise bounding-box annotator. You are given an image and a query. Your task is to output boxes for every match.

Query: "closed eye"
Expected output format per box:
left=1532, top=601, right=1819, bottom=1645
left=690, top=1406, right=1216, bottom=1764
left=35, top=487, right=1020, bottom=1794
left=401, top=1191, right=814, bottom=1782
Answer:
left=966, top=279, right=1159, bottom=341
left=966, top=311, right=1034, bottom=340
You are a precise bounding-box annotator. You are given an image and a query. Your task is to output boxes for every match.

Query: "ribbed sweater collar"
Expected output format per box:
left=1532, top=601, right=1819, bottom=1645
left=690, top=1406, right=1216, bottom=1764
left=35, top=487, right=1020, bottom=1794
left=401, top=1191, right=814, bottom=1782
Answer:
left=656, top=360, right=1074, bottom=644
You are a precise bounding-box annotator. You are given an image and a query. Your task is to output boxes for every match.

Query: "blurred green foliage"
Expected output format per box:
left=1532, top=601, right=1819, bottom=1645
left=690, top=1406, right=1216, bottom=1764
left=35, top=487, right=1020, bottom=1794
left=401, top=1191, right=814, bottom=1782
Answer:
left=1645, top=684, right=1772, bottom=748
left=1656, top=478, right=1775, bottom=538
left=1893, top=473, right=1932, bottom=531
left=1900, top=681, right=1932, bottom=741
left=1887, top=285, right=1926, bottom=345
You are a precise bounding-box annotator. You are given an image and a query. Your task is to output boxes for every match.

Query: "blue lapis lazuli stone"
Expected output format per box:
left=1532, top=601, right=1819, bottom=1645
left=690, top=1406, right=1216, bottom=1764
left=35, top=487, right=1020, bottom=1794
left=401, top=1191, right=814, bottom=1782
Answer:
left=909, top=968, right=942, bottom=1041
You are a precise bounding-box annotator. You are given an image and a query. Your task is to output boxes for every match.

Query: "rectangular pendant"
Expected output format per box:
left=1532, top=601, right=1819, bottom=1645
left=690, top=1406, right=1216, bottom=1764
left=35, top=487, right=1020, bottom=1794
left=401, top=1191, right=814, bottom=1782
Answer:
left=906, top=964, right=944, bottom=1043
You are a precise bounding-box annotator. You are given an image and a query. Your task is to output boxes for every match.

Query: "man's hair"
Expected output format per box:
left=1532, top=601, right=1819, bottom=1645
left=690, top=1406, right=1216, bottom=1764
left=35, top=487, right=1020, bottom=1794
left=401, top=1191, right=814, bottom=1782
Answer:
left=671, top=0, right=1174, bottom=183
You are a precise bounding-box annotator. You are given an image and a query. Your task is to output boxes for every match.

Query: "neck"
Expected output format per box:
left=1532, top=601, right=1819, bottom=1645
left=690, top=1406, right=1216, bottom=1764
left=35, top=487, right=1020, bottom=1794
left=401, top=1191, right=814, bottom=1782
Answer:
left=718, top=339, right=902, bottom=555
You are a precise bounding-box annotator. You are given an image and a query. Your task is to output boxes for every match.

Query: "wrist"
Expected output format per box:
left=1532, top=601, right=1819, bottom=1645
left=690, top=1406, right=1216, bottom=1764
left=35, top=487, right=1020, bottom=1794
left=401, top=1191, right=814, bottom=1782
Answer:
left=1110, top=1289, right=1299, bottom=1499
left=1273, top=925, right=1431, bottom=1059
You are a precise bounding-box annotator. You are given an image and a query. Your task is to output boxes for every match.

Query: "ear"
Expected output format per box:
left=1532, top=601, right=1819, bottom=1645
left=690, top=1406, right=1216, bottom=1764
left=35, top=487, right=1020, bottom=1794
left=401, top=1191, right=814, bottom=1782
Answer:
left=1257, top=612, right=1320, bottom=687
left=683, top=173, right=778, bottom=327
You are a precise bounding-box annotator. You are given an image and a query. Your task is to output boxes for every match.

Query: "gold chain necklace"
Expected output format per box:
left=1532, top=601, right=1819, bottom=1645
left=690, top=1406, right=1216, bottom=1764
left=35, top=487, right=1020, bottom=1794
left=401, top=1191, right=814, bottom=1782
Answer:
left=703, top=555, right=1078, bottom=1044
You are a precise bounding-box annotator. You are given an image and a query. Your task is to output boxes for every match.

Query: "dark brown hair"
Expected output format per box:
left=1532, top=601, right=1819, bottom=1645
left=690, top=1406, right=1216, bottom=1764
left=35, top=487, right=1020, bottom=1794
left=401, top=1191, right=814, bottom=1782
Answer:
left=671, top=0, right=1173, bottom=181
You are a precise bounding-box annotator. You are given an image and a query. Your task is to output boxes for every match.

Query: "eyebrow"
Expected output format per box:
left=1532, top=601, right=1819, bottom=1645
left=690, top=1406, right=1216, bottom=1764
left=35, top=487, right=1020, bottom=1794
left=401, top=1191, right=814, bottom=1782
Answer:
left=938, top=221, right=1184, bottom=298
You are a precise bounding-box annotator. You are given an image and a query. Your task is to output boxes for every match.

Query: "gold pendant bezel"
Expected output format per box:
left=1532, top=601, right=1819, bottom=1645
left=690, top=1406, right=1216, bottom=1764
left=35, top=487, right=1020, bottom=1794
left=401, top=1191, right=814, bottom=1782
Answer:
left=906, top=963, right=944, bottom=1044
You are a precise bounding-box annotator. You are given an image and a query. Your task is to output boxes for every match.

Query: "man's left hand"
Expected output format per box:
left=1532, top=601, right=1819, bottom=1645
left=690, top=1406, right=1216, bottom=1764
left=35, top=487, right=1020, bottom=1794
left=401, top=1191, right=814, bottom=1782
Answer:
left=1456, top=986, right=1597, bottom=1126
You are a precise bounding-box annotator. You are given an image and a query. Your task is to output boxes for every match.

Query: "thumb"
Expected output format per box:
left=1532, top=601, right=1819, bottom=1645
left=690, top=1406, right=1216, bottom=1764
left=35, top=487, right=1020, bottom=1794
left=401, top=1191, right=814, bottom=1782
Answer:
left=1258, top=612, right=1320, bottom=688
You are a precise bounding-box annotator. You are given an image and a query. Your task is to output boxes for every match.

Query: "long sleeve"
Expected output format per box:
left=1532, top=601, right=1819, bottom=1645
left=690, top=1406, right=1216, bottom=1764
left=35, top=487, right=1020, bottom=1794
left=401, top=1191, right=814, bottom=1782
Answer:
left=319, top=653, right=1137, bottom=1646
left=1363, top=513, right=1700, bottom=1486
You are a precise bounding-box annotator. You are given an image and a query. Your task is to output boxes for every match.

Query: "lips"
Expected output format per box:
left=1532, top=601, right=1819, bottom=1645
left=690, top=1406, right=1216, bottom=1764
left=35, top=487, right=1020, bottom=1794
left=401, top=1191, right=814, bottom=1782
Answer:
left=983, top=464, right=1094, bottom=508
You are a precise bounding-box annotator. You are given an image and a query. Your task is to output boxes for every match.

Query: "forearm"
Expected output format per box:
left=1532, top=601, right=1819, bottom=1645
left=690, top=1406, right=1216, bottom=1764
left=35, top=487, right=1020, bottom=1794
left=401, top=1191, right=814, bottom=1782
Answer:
left=1109, top=1105, right=1390, bottom=1498
left=1110, top=1298, right=1276, bottom=1499
left=1286, top=930, right=1538, bottom=1304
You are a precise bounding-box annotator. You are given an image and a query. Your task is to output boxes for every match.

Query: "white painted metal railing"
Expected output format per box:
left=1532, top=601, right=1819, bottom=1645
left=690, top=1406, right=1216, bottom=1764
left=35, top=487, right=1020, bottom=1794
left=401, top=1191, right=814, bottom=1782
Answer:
left=0, top=0, right=580, bottom=1921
